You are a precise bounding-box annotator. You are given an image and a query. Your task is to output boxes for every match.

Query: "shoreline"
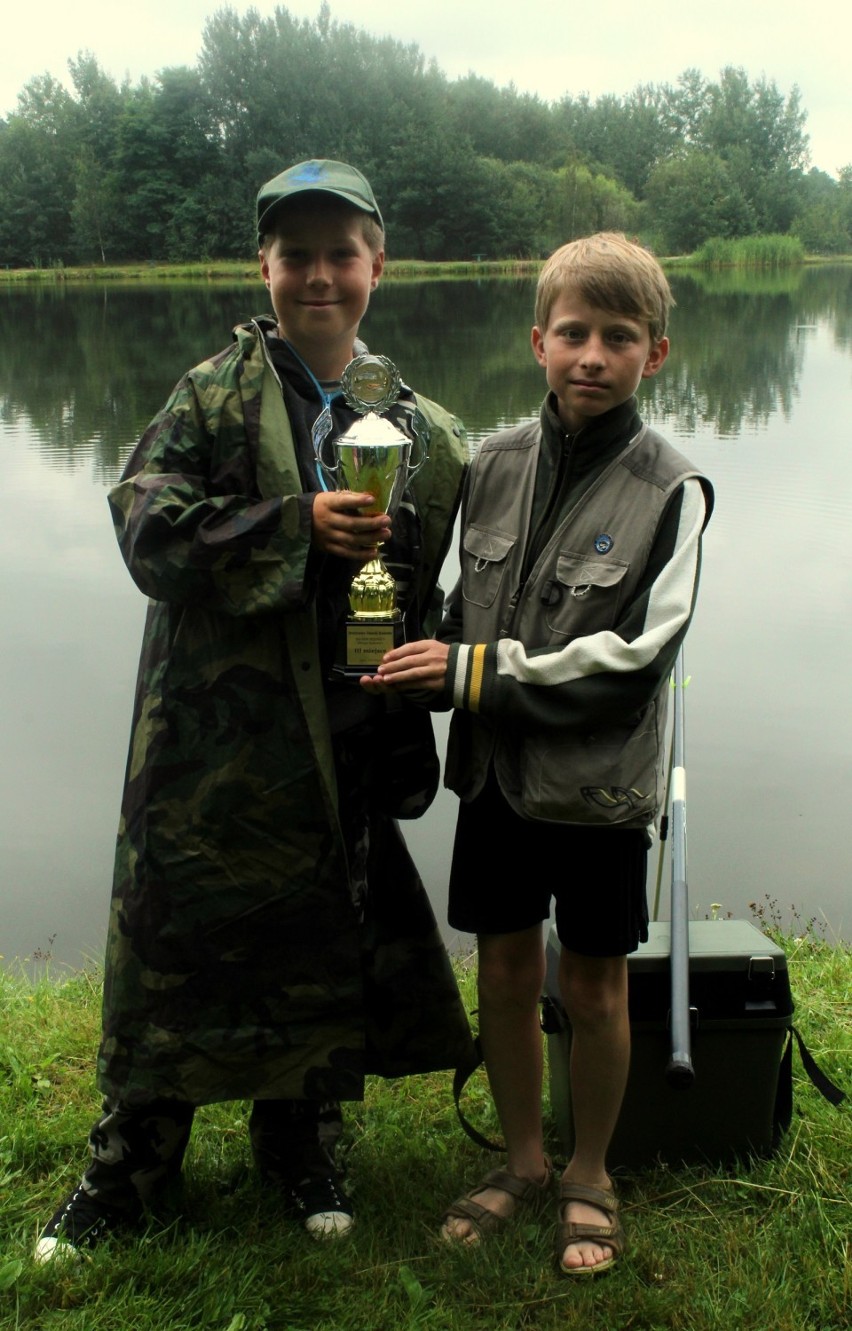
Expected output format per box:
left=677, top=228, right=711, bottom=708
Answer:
left=2, top=254, right=851, bottom=285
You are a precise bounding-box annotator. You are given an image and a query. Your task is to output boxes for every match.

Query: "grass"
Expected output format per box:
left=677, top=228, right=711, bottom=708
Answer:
left=688, top=235, right=806, bottom=269
left=3, top=246, right=852, bottom=285
left=0, top=258, right=541, bottom=285
left=1, top=931, right=850, bottom=1330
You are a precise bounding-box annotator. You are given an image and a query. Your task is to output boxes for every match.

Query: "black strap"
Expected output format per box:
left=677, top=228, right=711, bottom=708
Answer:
left=791, top=1024, right=846, bottom=1107
left=453, top=1017, right=845, bottom=1159
left=773, top=1030, right=794, bottom=1142
left=453, top=1001, right=563, bottom=1152
left=452, top=1036, right=503, bottom=1153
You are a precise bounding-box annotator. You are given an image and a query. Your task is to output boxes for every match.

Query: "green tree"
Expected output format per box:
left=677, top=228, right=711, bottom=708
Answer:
left=109, top=68, right=220, bottom=260
left=667, top=68, right=709, bottom=145
left=556, top=87, right=677, bottom=198
left=488, top=161, right=558, bottom=257
left=197, top=2, right=443, bottom=198
left=664, top=67, right=809, bottom=236
left=791, top=167, right=852, bottom=255
left=644, top=151, right=755, bottom=253
left=68, top=51, right=127, bottom=154
left=66, top=54, right=128, bottom=261
left=548, top=161, right=640, bottom=246
left=0, top=75, right=77, bottom=265
left=0, top=9, right=825, bottom=265
left=386, top=124, right=498, bottom=259
left=698, top=68, right=808, bottom=173
left=447, top=75, right=566, bottom=166
left=70, top=146, right=116, bottom=262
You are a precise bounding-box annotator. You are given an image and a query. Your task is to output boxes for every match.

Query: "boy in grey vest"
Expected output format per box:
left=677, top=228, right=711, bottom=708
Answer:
left=363, top=233, right=713, bottom=1275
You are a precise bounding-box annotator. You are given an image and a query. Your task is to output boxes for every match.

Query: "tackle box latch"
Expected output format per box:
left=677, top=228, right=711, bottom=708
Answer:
left=748, top=955, right=776, bottom=982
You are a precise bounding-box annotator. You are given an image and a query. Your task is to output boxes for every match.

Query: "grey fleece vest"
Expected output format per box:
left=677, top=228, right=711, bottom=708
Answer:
left=445, top=419, right=711, bottom=827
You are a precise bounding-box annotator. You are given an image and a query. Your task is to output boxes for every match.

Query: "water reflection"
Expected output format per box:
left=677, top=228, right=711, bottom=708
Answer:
left=648, top=279, right=806, bottom=437
left=3, top=268, right=850, bottom=478
left=0, top=284, right=261, bottom=478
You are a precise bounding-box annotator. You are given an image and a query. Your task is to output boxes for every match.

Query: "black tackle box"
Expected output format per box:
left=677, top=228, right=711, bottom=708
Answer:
left=543, top=919, right=794, bottom=1166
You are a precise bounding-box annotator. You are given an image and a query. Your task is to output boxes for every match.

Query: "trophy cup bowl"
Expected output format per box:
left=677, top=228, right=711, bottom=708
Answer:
left=335, top=418, right=412, bottom=526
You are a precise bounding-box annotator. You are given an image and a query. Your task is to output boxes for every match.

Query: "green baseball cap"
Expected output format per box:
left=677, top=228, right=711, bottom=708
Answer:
left=256, top=159, right=383, bottom=241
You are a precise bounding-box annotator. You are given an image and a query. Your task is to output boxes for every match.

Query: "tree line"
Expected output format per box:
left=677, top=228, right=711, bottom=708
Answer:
left=1, top=2, right=850, bottom=268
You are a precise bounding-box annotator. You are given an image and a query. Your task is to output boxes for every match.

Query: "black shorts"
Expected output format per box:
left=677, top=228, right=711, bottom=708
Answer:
left=447, top=773, right=649, bottom=957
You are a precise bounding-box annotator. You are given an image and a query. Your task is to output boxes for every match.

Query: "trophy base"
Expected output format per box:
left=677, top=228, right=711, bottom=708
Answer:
left=332, top=615, right=405, bottom=679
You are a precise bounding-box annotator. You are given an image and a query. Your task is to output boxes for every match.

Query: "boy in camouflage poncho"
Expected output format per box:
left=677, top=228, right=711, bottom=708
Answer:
left=36, top=159, right=473, bottom=1262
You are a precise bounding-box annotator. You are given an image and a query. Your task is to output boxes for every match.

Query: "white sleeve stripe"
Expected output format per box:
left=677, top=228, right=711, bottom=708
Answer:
left=452, top=643, right=472, bottom=707
left=495, top=479, right=706, bottom=688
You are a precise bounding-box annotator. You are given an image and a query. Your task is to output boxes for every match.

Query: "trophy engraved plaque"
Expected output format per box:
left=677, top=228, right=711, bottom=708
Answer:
left=316, top=354, right=428, bottom=677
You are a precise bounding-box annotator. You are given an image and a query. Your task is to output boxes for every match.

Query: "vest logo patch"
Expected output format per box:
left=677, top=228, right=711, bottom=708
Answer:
left=581, top=785, right=647, bottom=810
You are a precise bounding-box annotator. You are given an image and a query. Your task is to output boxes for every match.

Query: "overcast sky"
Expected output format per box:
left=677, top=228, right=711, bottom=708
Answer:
left=2, top=0, right=849, bottom=177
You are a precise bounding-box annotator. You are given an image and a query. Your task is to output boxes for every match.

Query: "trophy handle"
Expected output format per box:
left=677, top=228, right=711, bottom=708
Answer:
left=314, top=420, right=341, bottom=487
left=408, top=408, right=431, bottom=480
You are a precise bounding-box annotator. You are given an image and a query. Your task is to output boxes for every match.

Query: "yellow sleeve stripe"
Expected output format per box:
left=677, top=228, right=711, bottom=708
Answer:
left=468, top=643, right=486, bottom=713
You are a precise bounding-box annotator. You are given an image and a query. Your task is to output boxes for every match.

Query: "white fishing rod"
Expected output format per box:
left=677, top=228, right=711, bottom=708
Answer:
left=665, top=648, right=695, bottom=1087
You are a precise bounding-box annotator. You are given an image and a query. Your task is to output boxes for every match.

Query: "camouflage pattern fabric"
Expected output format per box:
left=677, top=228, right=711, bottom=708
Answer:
left=80, top=1097, right=343, bottom=1210
left=82, top=1097, right=194, bottom=1214
left=249, top=1099, right=343, bottom=1185
left=98, top=320, right=473, bottom=1107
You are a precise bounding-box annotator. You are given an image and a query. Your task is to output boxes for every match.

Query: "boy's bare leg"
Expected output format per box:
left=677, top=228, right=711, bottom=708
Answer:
left=557, top=949, right=630, bottom=1271
left=443, top=925, right=550, bottom=1241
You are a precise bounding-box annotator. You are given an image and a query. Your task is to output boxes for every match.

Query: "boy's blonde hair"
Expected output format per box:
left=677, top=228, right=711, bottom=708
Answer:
left=535, top=233, right=673, bottom=342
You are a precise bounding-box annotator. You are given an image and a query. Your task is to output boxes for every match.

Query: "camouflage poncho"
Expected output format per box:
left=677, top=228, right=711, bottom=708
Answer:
left=98, top=320, right=473, bottom=1106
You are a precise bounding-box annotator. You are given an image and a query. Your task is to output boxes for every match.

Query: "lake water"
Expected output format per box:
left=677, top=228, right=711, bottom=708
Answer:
left=2, top=267, right=850, bottom=971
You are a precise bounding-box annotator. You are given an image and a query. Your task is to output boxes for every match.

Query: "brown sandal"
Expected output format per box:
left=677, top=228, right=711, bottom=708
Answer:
left=442, top=1159, right=552, bottom=1242
left=557, top=1180, right=624, bottom=1276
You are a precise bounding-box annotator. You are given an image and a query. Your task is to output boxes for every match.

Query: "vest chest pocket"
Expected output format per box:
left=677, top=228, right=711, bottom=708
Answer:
left=461, top=524, right=516, bottom=608
left=542, top=550, right=629, bottom=637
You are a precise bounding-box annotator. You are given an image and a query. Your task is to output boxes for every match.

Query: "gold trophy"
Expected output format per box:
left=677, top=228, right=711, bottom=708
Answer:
left=318, top=354, right=428, bottom=677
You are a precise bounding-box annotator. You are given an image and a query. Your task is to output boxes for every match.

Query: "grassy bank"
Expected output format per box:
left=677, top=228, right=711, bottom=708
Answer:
left=1, top=934, right=850, bottom=1330
left=0, top=258, right=541, bottom=285
left=2, top=249, right=851, bottom=285
left=689, top=235, right=806, bottom=269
